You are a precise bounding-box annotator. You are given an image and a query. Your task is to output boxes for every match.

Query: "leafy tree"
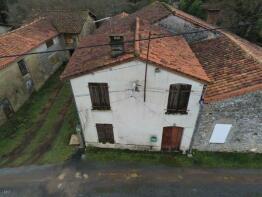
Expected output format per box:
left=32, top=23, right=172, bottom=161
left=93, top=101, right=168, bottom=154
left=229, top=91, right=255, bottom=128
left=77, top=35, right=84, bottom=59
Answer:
left=0, top=0, right=8, bottom=23
left=179, top=0, right=206, bottom=19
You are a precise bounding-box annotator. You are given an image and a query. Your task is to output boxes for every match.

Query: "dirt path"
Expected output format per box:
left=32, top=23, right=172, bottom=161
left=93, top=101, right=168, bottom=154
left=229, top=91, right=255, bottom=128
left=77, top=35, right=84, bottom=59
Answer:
left=1, top=84, right=64, bottom=166
left=25, top=97, right=73, bottom=165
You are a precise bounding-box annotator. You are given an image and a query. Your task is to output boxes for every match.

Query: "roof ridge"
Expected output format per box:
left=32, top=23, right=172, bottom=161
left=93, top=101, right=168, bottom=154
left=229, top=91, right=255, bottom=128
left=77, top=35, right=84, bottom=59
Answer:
left=220, top=31, right=262, bottom=64
left=135, top=17, right=140, bottom=56
left=0, top=17, right=47, bottom=37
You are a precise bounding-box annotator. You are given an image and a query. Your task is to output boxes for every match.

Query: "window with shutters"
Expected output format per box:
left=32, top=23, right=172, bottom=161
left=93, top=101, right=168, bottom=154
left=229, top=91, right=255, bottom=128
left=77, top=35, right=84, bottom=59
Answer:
left=88, top=83, right=111, bottom=110
left=166, top=84, right=192, bottom=114
left=96, top=124, right=114, bottom=144
left=17, top=60, right=29, bottom=76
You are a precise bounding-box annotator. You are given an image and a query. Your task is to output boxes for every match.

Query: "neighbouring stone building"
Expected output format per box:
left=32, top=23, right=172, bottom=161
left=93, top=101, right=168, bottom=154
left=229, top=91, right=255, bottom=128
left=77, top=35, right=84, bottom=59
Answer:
left=31, top=10, right=96, bottom=49
left=0, top=11, right=95, bottom=126
left=193, top=91, right=262, bottom=153
left=191, top=33, right=262, bottom=153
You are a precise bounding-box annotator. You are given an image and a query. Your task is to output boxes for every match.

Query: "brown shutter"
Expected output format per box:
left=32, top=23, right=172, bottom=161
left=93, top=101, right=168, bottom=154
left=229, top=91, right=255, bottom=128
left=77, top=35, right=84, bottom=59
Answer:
left=96, top=124, right=114, bottom=144
left=89, top=83, right=110, bottom=110
left=177, top=85, right=191, bottom=113
left=166, top=84, right=191, bottom=114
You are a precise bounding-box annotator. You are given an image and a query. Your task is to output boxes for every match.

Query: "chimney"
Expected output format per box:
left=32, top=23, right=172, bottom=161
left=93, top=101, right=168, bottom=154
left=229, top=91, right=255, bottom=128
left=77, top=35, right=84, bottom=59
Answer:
left=110, top=35, right=124, bottom=58
left=206, top=8, right=220, bottom=25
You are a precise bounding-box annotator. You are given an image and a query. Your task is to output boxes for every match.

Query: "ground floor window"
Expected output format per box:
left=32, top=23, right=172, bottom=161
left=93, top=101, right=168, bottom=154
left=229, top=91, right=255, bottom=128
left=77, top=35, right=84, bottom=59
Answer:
left=1, top=98, right=14, bottom=119
left=96, top=124, right=114, bottom=144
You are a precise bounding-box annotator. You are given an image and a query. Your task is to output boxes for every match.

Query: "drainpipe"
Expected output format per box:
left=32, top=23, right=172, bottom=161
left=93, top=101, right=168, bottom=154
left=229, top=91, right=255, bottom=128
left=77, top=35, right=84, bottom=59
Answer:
left=69, top=82, right=86, bottom=149
left=188, top=86, right=207, bottom=154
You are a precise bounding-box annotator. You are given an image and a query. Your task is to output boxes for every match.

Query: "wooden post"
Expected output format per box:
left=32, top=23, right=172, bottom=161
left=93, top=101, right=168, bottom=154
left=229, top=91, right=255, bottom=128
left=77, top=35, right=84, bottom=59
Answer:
left=144, top=31, right=151, bottom=102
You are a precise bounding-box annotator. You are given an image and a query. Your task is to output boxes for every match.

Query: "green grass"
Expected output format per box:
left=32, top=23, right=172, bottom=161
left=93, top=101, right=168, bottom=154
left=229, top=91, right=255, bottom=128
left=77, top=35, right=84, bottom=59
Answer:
left=0, top=67, right=77, bottom=166
left=39, top=103, right=77, bottom=165
left=0, top=68, right=62, bottom=157
left=85, top=148, right=262, bottom=168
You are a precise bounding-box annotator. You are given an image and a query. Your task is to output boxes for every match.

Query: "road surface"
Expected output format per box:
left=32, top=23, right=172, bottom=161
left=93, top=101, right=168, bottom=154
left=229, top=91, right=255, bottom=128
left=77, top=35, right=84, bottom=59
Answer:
left=0, top=160, right=262, bottom=197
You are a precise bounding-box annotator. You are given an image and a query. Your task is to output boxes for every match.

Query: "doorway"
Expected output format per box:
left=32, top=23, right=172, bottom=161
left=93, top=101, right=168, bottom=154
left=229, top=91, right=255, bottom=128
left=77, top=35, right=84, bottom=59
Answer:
left=161, top=127, right=183, bottom=151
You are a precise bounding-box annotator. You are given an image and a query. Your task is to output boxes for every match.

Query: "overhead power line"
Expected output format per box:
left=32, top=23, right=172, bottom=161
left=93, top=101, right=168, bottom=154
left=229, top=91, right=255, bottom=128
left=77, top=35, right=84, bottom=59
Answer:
left=0, top=23, right=253, bottom=59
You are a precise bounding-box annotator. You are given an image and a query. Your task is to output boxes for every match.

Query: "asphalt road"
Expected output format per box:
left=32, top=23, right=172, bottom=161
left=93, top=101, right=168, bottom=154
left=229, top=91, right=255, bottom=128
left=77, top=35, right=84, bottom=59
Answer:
left=0, top=160, right=262, bottom=197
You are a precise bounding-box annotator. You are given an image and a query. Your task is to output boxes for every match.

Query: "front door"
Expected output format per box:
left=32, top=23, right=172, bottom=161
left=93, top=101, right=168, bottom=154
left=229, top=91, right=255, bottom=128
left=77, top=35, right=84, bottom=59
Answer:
left=161, top=127, right=183, bottom=151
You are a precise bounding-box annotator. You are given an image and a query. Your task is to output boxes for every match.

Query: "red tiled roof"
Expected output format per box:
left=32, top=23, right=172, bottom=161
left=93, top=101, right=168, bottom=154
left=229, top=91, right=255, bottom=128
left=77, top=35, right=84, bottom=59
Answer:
left=191, top=35, right=262, bottom=102
left=96, top=1, right=172, bottom=34
left=0, top=18, right=59, bottom=70
left=61, top=18, right=209, bottom=82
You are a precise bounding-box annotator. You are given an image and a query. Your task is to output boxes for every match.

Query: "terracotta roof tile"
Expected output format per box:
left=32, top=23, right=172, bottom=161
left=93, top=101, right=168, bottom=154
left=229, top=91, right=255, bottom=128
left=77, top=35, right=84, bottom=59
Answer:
left=191, top=35, right=262, bottom=102
left=61, top=18, right=209, bottom=82
left=0, top=18, right=59, bottom=70
left=45, top=11, right=88, bottom=34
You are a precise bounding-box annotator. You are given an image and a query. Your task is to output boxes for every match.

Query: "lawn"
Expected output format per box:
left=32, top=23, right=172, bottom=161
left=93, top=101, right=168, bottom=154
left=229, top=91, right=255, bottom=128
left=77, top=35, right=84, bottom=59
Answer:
left=85, top=147, right=262, bottom=169
left=0, top=67, right=77, bottom=167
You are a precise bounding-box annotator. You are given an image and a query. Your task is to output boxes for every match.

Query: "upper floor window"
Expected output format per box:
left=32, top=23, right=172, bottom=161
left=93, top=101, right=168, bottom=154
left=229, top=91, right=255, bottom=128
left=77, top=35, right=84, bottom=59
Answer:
left=18, top=59, right=28, bottom=76
left=166, top=84, right=192, bottom=114
left=88, top=83, right=110, bottom=110
left=46, top=39, right=54, bottom=48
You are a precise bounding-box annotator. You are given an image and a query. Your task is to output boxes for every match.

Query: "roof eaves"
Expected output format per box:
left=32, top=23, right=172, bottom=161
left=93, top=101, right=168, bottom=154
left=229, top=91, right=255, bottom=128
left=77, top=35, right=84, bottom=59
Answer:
left=205, top=83, right=262, bottom=103
left=60, top=56, right=136, bottom=81
left=138, top=56, right=210, bottom=84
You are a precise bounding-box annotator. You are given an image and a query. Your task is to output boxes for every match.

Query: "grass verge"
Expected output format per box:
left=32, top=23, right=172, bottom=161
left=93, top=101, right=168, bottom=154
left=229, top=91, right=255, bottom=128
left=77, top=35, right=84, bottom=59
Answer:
left=0, top=66, right=77, bottom=166
left=85, top=147, right=262, bottom=168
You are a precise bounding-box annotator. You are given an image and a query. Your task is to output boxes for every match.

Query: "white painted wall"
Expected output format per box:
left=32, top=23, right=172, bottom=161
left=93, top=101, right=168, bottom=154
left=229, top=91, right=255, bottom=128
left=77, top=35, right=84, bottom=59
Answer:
left=70, top=60, right=204, bottom=152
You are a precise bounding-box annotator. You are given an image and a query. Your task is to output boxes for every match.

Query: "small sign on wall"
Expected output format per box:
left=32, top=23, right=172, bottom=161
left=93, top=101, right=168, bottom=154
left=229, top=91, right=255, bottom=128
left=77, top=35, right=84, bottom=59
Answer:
left=150, top=135, right=157, bottom=143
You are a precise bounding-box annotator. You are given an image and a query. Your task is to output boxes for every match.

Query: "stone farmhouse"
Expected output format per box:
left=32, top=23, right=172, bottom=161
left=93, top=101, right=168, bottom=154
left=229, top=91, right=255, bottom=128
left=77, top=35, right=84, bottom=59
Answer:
left=61, top=1, right=261, bottom=153
left=0, top=12, right=95, bottom=126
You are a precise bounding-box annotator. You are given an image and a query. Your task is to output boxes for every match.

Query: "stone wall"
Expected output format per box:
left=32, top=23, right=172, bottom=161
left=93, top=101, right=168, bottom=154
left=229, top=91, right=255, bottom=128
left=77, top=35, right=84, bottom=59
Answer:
left=0, top=35, right=69, bottom=126
left=192, top=91, right=262, bottom=153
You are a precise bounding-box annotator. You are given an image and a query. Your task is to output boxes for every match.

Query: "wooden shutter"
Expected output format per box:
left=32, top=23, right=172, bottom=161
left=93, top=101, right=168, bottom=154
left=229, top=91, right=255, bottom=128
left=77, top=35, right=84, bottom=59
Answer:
left=177, top=85, right=191, bottom=113
left=89, top=83, right=110, bottom=110
left=96, top=124, right=114, bottom=144
left=167, top=84, right=191, bottom=114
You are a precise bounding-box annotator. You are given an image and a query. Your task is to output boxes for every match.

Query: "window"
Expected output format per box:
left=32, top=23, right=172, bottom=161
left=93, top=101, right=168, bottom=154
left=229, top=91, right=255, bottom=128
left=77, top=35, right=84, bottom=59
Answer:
left=18, top=60, right=29, bottom=76
left=1, top=98, right=14, bottom=119
left=89, top=83, right=110, bottom=110
left=166, top=84, right=191, bottom=114
left=110, top=36, right=124, bottom=57
left=46, top=39, right=54, bottom=48
left=210, top=124, right=232, bottom=144
left=64, top=34, right=74, bottom=45
left=25, top=79, right=34, bottom=93
left=96, top=124, right=114, bottom=144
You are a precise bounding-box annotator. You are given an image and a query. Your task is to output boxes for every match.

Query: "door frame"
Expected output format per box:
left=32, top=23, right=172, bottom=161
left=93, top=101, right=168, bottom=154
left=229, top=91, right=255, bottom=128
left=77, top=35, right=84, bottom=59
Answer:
left=161, top=126, right=184, bottom=151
